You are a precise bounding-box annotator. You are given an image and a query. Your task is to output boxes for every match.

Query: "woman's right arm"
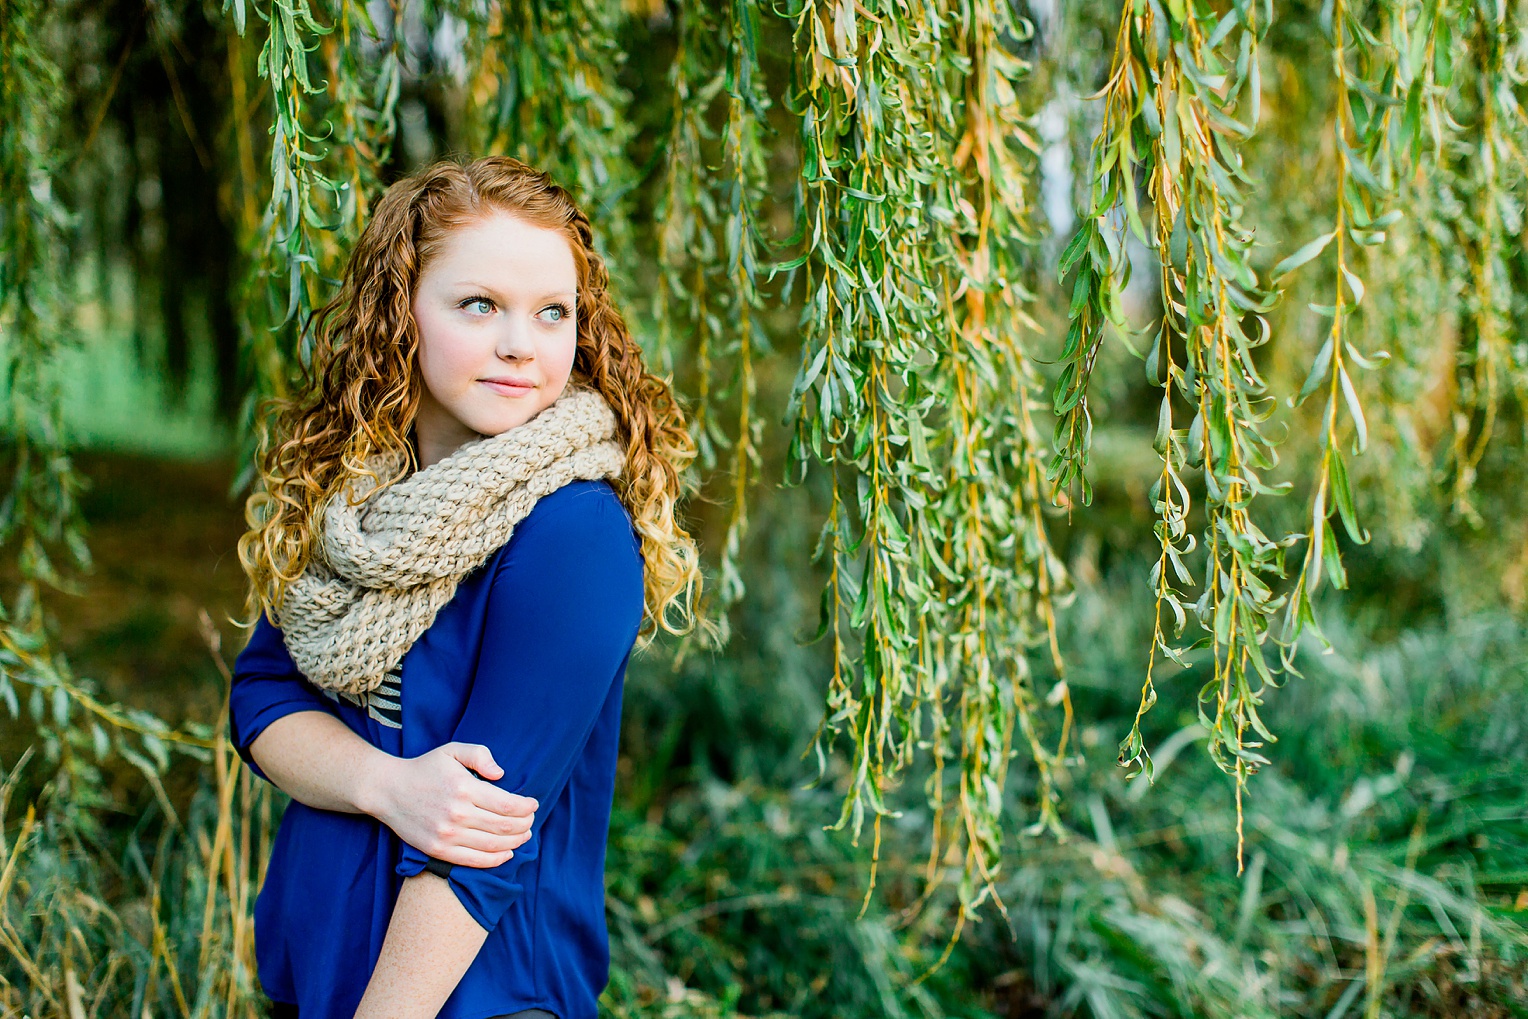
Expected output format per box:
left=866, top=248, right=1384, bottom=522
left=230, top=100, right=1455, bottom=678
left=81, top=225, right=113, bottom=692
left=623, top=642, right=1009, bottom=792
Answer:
left=245, top=709, right=385, bottom=814
left=248, top=711, right=538, bottom=868
left=230, top=613, right=536, bottom=868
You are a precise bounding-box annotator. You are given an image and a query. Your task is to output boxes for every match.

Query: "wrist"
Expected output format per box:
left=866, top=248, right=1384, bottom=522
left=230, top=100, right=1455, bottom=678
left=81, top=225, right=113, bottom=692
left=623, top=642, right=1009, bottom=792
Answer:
left=354, top=749, right=401, bottom=822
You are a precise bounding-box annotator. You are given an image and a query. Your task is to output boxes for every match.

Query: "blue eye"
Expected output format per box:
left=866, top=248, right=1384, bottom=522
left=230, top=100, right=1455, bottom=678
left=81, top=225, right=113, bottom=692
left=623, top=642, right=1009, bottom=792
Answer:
left=540, top=302, right=574, bottom=323
left=460, top=296, right=495, bottom=315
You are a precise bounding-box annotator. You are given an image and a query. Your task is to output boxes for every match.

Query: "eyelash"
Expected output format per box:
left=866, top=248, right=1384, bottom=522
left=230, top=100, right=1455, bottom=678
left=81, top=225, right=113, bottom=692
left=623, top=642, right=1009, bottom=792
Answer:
left=459, top=296, right=574, bottom=322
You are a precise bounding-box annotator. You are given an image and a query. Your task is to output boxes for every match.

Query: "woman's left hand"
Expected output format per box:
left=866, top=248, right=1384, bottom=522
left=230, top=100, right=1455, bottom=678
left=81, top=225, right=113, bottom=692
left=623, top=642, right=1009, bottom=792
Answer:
left=365, top=742, right=538, bottom=867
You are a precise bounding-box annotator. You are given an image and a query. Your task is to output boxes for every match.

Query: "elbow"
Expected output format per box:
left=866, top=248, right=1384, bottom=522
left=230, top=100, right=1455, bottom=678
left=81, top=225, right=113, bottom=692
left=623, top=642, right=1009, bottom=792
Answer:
left=241, top=733, right=284, bottom=790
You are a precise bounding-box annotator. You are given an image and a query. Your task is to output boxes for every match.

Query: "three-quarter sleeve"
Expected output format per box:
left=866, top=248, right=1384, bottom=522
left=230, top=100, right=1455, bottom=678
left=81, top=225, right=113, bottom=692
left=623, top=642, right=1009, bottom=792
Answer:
left=229, top=611, right=338, bottom=783
left=394, top=485, right=644, bottom=932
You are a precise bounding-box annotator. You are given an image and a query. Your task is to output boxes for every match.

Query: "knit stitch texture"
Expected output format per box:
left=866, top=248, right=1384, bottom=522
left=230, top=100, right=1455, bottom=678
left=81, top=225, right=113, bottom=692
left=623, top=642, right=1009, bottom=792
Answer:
left=270, top=384, right=626, bottom=695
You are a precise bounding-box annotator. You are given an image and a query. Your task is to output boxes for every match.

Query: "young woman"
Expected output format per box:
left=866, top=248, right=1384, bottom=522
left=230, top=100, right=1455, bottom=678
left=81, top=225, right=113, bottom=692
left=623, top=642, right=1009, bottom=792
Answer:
left=230, top=155, right=705, bottom=1019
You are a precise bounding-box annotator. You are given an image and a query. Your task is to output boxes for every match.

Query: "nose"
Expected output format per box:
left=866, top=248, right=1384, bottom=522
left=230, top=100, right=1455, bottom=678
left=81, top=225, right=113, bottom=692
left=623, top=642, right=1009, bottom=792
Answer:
left=495, top=315, right=536, bottom=362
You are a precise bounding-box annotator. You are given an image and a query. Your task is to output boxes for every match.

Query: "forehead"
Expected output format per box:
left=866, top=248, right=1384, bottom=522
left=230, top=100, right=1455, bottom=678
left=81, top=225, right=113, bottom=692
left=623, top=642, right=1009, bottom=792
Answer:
left=423, top=210, right=577, bottom=290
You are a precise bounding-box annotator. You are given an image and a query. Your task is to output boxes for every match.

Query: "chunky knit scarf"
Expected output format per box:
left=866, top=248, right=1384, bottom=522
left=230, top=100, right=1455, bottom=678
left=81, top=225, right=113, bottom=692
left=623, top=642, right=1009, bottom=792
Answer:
left=270, top=385, right=626, bottom=697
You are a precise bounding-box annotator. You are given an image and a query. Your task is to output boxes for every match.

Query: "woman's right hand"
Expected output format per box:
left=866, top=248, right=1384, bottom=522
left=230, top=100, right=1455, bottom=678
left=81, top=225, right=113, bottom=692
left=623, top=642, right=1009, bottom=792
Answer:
left=366, top=742, right=538, bottom=868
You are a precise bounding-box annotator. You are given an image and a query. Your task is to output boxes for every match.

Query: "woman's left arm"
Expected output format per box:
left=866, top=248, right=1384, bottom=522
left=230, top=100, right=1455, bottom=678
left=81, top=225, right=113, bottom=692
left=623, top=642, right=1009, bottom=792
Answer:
left=356, top=484, right=645, bottom=1016
left=352, top=872, right=488, bottom=1019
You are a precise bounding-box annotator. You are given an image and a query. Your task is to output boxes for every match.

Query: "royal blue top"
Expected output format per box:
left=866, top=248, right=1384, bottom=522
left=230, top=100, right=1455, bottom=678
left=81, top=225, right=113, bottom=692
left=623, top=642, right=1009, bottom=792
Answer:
left=228, top=479, right=644, bottom=1019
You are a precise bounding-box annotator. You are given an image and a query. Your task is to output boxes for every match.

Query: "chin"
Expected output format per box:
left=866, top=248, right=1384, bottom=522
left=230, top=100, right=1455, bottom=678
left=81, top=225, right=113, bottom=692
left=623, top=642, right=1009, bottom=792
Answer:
left=474, top=416, right=530, bottom=438
left=468, top=403, right=547, bottom=437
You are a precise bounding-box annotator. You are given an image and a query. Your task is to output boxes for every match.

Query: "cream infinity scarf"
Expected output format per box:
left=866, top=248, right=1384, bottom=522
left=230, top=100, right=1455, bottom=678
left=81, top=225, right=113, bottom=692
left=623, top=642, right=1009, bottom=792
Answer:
left=270, top=385, right=626, bottom=696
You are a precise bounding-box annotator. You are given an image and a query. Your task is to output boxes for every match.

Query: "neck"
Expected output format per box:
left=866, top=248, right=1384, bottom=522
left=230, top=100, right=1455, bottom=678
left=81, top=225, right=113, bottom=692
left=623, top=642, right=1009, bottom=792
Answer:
left=411, top=399, right=480, bottom=471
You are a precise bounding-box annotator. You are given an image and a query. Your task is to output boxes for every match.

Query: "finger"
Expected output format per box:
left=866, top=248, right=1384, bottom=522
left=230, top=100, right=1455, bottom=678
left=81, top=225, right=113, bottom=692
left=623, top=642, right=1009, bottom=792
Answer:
left=427, top=845, right=517, bottom=870
left=446, top=742, right=504, bottom=781
left=434, top=824, right=523, bottom=856
left=472, top=784, right=539, bottom=818
left=459, top=806, right=534, bottom=838
left=454, top=824, right=531, bottom=851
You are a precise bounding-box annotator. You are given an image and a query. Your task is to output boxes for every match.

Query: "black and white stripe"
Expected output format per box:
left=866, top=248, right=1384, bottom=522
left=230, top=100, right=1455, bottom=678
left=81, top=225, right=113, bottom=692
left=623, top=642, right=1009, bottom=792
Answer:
left=322, top=664, right=404, bottom=729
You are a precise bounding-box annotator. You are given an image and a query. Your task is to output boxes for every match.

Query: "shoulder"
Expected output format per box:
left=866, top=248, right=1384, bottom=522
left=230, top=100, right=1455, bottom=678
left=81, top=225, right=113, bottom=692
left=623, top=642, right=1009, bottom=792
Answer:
left=494, top=478, right=642, bottom=575
left=482, top=479, right=644, bottom=638
left=233, top=608, right=297, bottom=675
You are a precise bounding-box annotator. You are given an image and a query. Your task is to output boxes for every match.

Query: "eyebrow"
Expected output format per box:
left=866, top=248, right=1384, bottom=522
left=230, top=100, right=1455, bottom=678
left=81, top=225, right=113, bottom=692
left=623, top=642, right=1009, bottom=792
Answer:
left=449, top=282, right=577, bottom=300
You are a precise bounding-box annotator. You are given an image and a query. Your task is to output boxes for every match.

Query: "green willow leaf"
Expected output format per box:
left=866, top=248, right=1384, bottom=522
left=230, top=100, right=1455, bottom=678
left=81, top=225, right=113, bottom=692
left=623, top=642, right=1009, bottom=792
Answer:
left=1272, top=230, right=1337, bottom=279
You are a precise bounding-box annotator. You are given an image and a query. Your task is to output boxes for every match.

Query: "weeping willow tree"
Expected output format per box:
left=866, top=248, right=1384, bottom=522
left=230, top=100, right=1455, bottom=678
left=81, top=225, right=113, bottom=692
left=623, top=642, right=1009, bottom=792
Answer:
left=2, top=0, right=1527, bottom=1009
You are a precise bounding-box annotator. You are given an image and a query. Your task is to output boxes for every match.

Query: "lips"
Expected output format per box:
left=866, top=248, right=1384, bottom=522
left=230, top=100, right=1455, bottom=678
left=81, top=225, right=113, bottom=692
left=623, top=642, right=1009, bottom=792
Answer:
left=480, top=377, right=535, bottom=396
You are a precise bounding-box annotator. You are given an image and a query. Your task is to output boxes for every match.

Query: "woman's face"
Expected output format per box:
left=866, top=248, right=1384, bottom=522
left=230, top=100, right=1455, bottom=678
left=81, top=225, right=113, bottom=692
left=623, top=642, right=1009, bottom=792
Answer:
left=410, top=209, right=580, bottom=464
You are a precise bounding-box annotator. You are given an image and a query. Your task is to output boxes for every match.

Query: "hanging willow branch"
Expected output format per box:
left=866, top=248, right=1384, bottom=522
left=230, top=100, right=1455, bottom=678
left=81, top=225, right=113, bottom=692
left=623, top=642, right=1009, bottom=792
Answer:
left=781, top=1, right=946, bottom=880
left=245, top=0, right=334, bottom=386
left=1057, top=0, right=1305, bottom=870
left=711, top=0, right=773, bottom=620
left=779, top=0, right=1073, bottom=941
left=650, top=0, right=773, bottom=643
left=324, top=0, right=404, bottom=240
left=1446, top=0, right=1528, bottom=522
left=463, top=0, right=641, bottom=271
left=1053, top=0, right=1524, bottom=870
left=650, top=0, right=727, bottom=388
left=910, top=0, right=1076, bottom=965
left=227, top=0, right=338, bottom=469
left=1274, top=0, right=1437, bottom=658
left=0, top=0, right=91, bottom=752
left=227, top=0, right=404, bottom=492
